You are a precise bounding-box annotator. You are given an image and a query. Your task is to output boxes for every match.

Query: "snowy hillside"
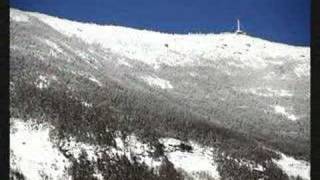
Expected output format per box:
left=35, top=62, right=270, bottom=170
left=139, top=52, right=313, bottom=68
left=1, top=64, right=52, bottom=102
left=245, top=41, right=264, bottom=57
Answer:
left=10, top=8, right=310, bottom=180
left=11, top=8, right=309, bottom=72
left=10, top=119, right=310, bottom=180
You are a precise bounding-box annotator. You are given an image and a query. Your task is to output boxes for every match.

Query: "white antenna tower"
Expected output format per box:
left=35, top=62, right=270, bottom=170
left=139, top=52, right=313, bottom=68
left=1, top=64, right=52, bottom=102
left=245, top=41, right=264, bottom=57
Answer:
left=235, top=19, right=246, bottom=34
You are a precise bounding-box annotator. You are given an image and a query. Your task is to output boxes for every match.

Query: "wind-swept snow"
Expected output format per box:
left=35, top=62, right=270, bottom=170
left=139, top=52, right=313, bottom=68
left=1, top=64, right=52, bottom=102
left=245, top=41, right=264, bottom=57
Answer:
left=241, top=87, right=293, bottom=97
left=11, top=96, right=303, bottom=180
left=42, top=39, right=64, bottom=57
left=10, top=120, right=162, bottom=179
left=273, top=105, right=298, bottom=121
left=113, top=135, right=163, bottom=168
left=11, top=8, right=308, bottom=70
left=60, top=137, right=101, bottom=162
left=117, top=58, right=132, bottom=67
left=10, top=119, right=70, bottom=180
left=59, top=133, right=163, bottom=170
left=160, top=138, right=220, bottom=179
left=189, top=72, right=199, bottom=77
left=263, top=72, right=288, bottom=80
left=88, top=76, right=102, bottom=86
left=12, top=111, right=304, bottom=180
left=141, top=76, right=173, bottom=89
left=59, top=134, right=221, bottom=179
left=294, top=63, right=309, bottom=77
left=273, top=152, right=310, bottom=180
left=42, top=39, right=64, bottom=54
left=10, top=10, right=29, bottom=22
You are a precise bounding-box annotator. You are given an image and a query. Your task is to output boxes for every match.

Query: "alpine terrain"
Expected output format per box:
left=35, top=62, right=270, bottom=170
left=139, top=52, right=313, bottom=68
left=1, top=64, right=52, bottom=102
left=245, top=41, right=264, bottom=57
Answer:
left=10, top=8, right=310, bottom=180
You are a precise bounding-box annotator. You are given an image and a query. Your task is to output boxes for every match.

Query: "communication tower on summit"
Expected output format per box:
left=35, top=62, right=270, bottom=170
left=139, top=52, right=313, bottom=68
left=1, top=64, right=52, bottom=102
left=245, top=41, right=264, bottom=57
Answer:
left=235, top=19, right=246, bottom=35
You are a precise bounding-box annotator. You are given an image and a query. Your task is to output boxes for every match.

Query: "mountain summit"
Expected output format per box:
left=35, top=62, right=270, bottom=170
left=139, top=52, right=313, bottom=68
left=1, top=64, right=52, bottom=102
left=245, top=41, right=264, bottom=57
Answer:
left=10, top=8, right=310, bottom=180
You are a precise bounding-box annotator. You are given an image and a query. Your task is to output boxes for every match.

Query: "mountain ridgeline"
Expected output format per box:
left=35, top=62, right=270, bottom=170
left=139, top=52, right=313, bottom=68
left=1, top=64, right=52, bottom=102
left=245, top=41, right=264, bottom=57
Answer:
left=10, top=8, right=310, bottom=180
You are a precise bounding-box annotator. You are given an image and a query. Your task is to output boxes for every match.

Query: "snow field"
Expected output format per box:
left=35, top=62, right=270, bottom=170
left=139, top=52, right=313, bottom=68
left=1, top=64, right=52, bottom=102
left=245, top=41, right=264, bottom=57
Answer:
left=11, top=8, right=308, bottom=72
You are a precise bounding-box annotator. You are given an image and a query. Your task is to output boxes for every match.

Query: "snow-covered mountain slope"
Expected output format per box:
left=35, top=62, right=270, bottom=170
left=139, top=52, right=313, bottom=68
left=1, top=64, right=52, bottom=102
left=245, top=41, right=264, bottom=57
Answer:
left=11, top=8, right=309, bottom=72
left=10, top=119, right=70, bottom=180
left=10, top=118, right=223, bottom=180
left=10, top=8, right=310, bottom=180
left=11, top=118, right=310, bottom=180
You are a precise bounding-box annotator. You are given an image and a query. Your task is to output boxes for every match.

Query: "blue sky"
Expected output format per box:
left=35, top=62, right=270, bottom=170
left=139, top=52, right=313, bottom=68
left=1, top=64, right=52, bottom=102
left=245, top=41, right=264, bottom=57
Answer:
left=10, top=0, right=309, bottom=46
